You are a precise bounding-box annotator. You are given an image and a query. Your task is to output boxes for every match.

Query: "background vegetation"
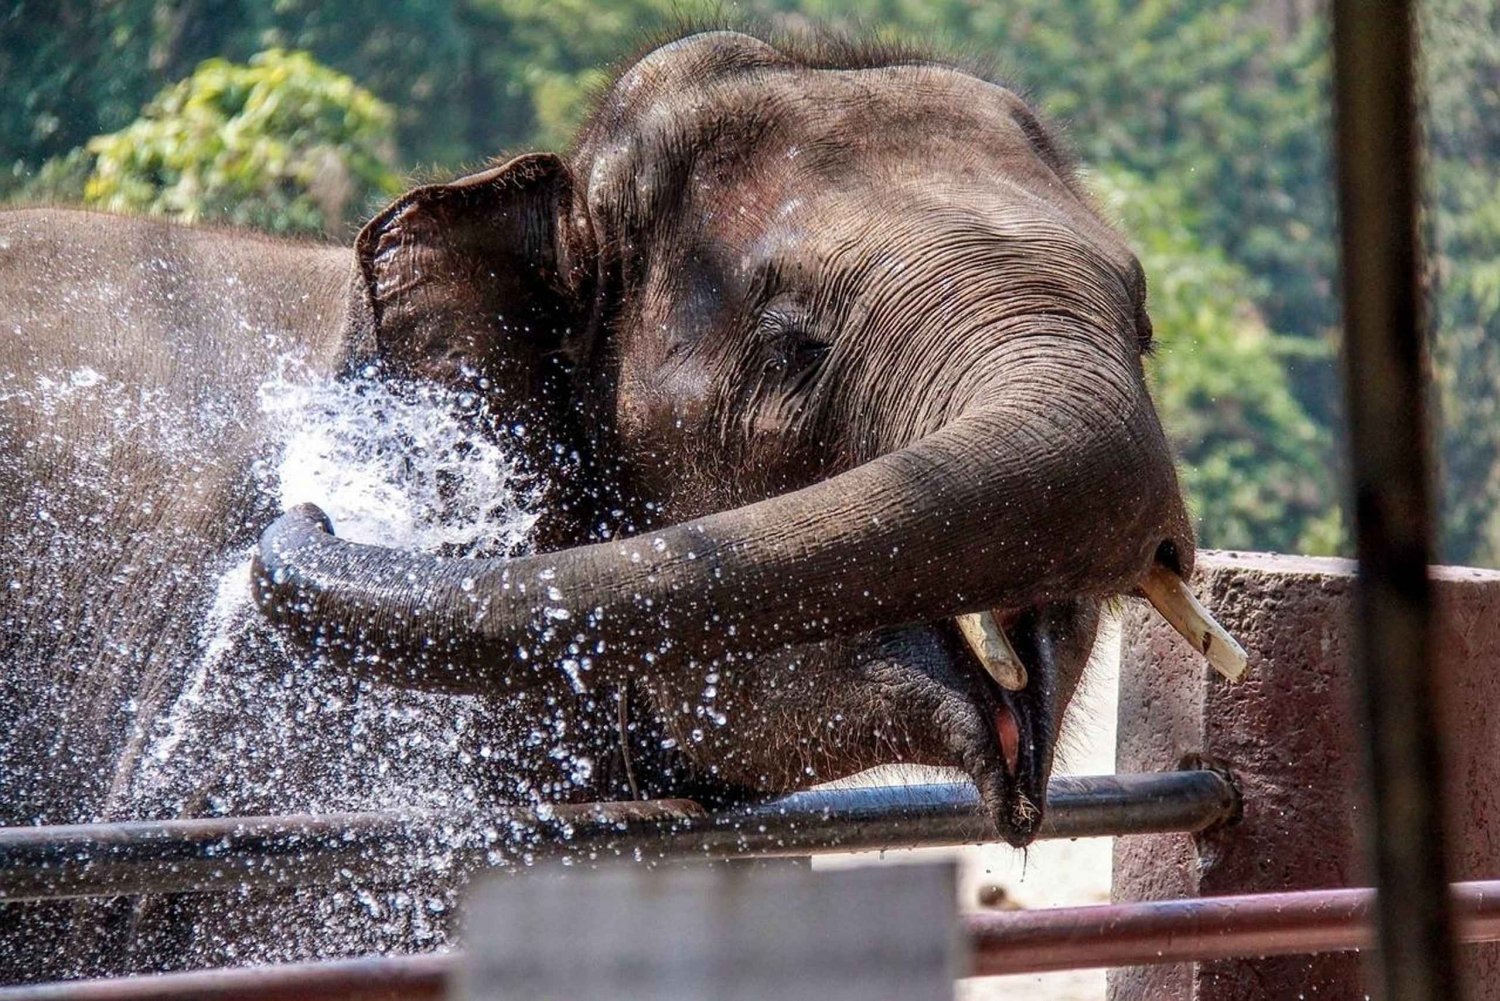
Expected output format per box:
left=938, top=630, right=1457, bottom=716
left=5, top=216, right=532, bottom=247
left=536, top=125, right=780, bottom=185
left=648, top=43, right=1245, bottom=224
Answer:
left=4, top=0, right=1496, bottom=563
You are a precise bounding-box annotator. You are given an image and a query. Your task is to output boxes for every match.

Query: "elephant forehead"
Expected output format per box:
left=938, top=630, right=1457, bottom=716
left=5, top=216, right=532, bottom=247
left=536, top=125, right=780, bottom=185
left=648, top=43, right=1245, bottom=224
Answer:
left=583, top=61, right=1072, bottom=217
left=603, top=31, right=786, bottom=114
left=581, top=43, right=1144, bottom=329
left=786, top=68, right=1044, bottom=157
left=733, top=181, right=1138, bottom=303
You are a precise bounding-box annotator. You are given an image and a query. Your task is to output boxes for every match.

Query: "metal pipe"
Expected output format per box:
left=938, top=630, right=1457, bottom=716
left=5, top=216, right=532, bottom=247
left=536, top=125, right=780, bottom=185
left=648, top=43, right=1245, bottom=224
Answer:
left=968, top=878, right=1500, bottom=976
left=9, top=879, right=1500, bottom=1000
left=0, top=770, right=1235, bottom=901
left=1330, top=3, right=1458, bottom=999
left=0, top=954, right=450, bottom=1001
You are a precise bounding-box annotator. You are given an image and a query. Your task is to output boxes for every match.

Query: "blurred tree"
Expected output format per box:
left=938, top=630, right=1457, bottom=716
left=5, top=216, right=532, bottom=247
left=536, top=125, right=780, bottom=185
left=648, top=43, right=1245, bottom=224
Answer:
left=1092, top=167, right=1341, bottom=554
left=247, top=1, right=475, bottom=166
left=456, top=0, right=695, bottom=151
left=1427, top=160, right=1500, bottom=565
left=1, top=1, right=162, bottom=184
left=83, top=50, right=401, bottom=238
left=1422, top=0, right=1500, bottom=565
left=1, top=1, right=475, bottom=182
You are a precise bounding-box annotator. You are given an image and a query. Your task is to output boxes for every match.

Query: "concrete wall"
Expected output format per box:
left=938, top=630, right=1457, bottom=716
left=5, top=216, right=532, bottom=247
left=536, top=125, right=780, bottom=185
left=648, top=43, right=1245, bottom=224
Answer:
left=1109, top=552, right=1500, bottom=1001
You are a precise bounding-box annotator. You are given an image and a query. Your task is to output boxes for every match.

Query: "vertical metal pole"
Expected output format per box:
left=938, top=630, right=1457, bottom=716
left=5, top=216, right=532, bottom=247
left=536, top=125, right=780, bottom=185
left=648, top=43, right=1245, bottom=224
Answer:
left=1330, top=4, right=1460, bottom=999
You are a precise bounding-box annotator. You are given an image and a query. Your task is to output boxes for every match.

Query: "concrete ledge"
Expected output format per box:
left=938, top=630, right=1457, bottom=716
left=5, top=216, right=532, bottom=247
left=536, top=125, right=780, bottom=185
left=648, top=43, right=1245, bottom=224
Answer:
left=1110, top=551, right=1500, bottom=1001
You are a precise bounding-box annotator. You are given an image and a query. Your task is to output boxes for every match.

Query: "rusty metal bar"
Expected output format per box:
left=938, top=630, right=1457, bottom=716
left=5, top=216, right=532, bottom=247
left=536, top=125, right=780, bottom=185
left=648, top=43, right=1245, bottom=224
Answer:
left=0, top=770, right=1235, bottom=901
left=0, top=954, right=449, bottom=1001
left=969, top=878, right=1500, bottom=976
left=9, top=879, right=1500, bottom=999
left=1330, top=3, right=1458, bottom=1000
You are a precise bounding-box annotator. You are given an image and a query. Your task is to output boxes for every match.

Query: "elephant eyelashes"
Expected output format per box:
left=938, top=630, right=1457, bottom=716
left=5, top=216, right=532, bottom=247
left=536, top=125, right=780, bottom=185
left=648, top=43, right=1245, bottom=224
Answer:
left=1135, top=306, right=1156, bottom=354
left=791, top=336, right=833, bottom=371
left=757, top=309, right=831, bottom=384
left=762, top=337, right=832, bottom=393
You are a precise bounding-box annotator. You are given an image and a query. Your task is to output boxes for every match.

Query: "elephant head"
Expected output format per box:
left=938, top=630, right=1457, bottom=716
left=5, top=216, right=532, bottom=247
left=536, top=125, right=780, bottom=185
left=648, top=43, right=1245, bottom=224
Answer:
left=253, top=31, right=1244, bottom=846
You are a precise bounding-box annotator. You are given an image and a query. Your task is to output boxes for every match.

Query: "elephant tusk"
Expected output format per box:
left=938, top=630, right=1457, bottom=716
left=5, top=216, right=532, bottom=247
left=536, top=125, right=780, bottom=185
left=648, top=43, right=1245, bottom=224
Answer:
left=956, top=612, right=1028, bottom=691
left=1139, top=565, right=1248, bottom=683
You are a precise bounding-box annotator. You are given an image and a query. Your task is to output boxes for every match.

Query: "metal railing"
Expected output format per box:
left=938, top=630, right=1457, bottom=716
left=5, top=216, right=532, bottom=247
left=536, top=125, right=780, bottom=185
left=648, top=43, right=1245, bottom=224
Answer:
left=0, top=770, right=1235, bottom=901
left=8, top=879, right=1500, bottom=1001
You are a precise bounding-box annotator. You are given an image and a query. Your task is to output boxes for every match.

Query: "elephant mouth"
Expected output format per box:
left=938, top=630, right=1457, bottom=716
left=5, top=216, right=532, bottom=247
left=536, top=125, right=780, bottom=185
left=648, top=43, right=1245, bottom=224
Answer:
left=947, top=603, right=1072, bottom=848
left=951, top=563, right=1246, bottom=848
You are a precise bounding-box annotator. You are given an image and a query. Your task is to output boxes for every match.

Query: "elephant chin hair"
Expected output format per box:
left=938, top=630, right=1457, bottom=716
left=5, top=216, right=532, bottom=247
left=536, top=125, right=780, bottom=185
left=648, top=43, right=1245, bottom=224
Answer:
left=252, top=347, right=1194, bottom=694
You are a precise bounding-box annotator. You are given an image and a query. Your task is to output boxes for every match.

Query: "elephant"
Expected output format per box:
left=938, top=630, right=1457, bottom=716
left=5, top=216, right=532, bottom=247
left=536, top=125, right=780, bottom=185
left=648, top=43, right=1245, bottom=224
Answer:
left=0, top=29, right=1241, bottom=981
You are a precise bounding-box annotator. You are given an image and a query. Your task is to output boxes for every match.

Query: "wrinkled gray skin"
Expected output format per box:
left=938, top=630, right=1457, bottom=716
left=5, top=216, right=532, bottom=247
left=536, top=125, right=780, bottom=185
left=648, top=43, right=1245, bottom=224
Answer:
left=0, top=31, right=1191, bottom=979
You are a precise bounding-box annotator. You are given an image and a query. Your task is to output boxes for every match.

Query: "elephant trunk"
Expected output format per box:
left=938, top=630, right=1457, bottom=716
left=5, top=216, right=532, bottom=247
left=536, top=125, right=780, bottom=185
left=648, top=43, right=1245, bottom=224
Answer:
left=253, top=335, right=1191, bottom=692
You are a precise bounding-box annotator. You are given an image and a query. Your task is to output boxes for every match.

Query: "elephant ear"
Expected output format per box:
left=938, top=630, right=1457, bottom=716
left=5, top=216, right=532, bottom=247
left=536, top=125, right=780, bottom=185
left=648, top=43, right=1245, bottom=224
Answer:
left=346, top=152, right=588, bottom=402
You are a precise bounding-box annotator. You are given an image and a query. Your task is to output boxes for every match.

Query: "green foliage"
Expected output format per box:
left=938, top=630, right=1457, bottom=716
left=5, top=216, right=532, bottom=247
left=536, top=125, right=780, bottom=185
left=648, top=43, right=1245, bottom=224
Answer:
left=0, top=1, right=162, bottom=178
left=1, top=1, right=482, bottom=175
left=1422, top=0, right=1500, bottom=565
left=83, top=50, right=401, bottom=237
left=1092, top=168, right=1341, bottom=555
left=5, top=148, right=92, bottom=205
left=1428, top=159, right=1500, bottom=566
left=454, top=0, right=700, bottom=152
left=246, top=1, right=476, bottom=166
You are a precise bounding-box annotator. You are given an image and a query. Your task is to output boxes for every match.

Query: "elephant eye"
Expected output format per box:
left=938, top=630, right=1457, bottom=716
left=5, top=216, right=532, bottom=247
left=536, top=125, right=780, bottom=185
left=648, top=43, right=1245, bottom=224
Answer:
left=785, top=332, right=832, bottom=367
left=758, top=309, right=831, bottom=384
left=1135, top=305, right=1156, bottom=355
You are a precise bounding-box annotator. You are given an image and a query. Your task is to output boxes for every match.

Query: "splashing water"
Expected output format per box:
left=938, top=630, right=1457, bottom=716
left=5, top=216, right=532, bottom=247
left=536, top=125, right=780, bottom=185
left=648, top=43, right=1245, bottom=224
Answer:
left=81, top=357, right=566, bottom=968
left=132, top=356, right=548, bottom=813
left=254, top=361, right=540, bottom=557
